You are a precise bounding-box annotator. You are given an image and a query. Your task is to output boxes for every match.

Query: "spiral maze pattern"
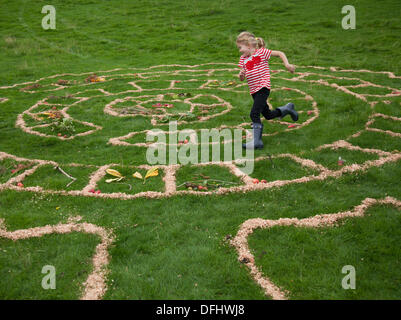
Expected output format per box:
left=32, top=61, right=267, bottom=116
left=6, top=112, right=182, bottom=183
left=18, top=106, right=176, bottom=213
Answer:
left=1, top=63, right=400, bottom=299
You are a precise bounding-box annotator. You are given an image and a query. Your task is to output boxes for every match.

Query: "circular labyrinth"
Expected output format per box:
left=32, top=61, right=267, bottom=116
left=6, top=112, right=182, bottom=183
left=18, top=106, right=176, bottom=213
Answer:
left=8, top=64, right=318, bottom=142
left=1, top=63, right=401, bottom=300
left=0, top=63, right=400, bottom=199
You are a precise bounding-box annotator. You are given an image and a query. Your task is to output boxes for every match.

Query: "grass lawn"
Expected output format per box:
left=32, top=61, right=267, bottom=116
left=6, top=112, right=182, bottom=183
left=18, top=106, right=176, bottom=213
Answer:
left=0, top=0, right=400, bottom=300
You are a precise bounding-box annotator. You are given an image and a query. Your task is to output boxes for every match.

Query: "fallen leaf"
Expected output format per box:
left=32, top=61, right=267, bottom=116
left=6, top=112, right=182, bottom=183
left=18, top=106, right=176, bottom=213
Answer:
left=145, top=167, right=158, bottom=179
left=106, top=177, right=122, bottom=183
left=143, top=167, right=159, bottom=184
left=132, top=171, right=143, bottom=180
left=106, top=169, right=124, bottom=178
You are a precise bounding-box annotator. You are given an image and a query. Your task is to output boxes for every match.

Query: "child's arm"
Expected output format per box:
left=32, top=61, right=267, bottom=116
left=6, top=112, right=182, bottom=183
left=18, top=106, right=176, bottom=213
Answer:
left=271, top=50, right=295, bottom=73
left=238, top=68, right=245, bottom=81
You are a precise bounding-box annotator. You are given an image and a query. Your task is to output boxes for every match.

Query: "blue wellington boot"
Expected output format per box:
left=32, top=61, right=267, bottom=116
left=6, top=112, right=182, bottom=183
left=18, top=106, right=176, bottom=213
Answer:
left=277, top=103, right=298, bottom=121
left=242, top=122, right=264, bottom=149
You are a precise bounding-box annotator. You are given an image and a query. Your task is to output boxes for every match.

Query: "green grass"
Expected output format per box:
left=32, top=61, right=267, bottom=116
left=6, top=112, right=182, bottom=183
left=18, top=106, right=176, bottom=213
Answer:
left=175, top=164, right=243, bottom=191
left=22, top=164, right=96, bottom=191
left=301, top=148, right=380, bottom=170
left=0, top=232, right=100, bottom=299
left=349, top=131, right=401, bottom=152
left=0, top=0, right=401, bottom=300
left=375, top=101, right=401, bottom=118
left=246, top=157, right=320, bottom=181
left=370, top=117, right=401, bottom=134
left=0, top=158, right=35, bottom=184
left=249, top=204, right=401, bottom=299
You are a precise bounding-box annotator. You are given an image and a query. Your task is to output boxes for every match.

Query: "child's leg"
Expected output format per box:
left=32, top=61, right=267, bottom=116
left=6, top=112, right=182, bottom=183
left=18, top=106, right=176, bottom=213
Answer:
left=261, top=106, right=281, bottom=120
left=243, top=88, right=268, bottom=149
left=253, top=88, right=281, bottom=120
left=250, top=87, right=272, bottom=123
left=256, top=88, right=298, bottom=122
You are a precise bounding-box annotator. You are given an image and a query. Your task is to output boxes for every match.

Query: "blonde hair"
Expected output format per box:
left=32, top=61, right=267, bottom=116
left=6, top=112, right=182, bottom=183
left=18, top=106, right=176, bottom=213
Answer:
left=236, top=31, right=266, bottom=49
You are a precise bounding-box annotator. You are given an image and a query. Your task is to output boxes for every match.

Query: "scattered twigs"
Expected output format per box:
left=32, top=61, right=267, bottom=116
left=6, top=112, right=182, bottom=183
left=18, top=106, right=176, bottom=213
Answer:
left=176, top=178, right=240, bottom=189
left=120, top=106, right=152, bottom=115
left=267, top=154, right=274, bottom=168
left=115, top=182, right=132, bottom=191
left=55, top=166, right=77, bottom=187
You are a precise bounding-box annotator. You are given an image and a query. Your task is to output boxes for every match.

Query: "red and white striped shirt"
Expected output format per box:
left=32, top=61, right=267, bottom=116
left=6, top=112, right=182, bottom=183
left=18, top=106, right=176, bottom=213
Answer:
left=238, top=48, right=272, bottom=94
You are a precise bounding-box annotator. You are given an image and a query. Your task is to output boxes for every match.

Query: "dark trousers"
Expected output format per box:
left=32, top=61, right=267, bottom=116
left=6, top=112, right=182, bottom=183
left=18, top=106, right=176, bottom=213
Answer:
left=250, top=87, right=281, bottom=123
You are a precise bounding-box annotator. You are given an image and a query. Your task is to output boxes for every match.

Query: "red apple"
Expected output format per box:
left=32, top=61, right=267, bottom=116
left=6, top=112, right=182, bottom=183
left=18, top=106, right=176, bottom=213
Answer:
left=261, top=179, right=267, bottom=183
left=253, top=179, right=259, bottom=184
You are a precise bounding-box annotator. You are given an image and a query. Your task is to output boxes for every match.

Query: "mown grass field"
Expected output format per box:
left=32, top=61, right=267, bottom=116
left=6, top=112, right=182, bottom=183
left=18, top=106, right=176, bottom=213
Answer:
left=0, top=0, right=400, bottom=300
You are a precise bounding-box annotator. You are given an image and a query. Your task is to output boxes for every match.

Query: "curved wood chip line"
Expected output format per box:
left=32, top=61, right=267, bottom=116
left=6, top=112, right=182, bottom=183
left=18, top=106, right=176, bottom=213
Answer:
left=0, top=218, right=114, bottom=300
left=230, top=197, right=401, bottom=300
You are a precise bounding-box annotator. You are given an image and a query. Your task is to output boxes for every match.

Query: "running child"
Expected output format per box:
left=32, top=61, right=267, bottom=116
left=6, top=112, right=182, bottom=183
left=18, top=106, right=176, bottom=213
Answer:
left=237, top=31, right=298, bottom=149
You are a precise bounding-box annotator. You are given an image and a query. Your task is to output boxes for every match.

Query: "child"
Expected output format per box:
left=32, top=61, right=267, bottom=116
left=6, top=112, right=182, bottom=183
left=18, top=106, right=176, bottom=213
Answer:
left=237, top=31, right=298, bottom=149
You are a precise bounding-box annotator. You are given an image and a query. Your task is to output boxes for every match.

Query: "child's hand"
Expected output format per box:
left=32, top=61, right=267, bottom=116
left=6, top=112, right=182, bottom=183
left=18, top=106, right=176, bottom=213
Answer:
left=285, top=63, right=295, bottom=73
left=238, top=69, right=245, bottom=81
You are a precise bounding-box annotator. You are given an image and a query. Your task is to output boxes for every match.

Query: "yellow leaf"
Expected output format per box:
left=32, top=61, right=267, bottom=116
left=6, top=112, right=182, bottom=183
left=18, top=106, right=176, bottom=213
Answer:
left=144, top=167, right=159, bottom=180
left=106, top=169, right=123, bottom=178
left=132, top=171, right=143, bottom=180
